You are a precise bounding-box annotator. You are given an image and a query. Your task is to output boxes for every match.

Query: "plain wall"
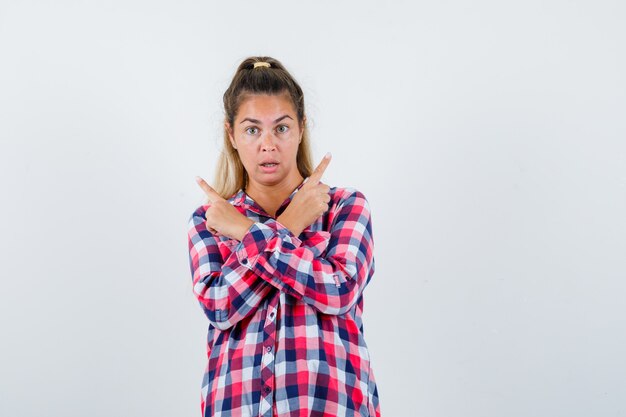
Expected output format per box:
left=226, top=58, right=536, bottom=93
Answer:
left=1, top=1, right=625, bottom=416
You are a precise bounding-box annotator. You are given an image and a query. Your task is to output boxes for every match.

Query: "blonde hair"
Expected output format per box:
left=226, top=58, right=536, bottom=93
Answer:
left=209, top=56, right=314, bottom=201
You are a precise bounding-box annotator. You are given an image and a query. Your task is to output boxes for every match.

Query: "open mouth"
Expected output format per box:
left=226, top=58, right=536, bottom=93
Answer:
left=259, top=162, right=279, bottom=172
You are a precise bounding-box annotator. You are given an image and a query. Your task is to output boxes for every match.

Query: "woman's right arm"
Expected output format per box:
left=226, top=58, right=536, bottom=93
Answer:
left=187, top=206, right=274, bottom=331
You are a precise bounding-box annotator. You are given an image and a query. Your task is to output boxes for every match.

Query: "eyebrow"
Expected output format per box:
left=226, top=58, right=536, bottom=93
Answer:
left=239, top=115, right=293, bottom=124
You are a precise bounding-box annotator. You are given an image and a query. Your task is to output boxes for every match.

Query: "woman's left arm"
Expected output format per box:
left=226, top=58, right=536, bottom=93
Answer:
left=231, top=189, right=375, bottom=316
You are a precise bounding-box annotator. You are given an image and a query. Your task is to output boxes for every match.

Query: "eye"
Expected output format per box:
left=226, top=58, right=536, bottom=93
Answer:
left=276, top=125, right=289, bottom=133
left=245, top=126, right=259, bottom=135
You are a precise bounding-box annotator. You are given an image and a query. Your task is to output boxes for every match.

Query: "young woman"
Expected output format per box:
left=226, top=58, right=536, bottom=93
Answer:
left=187, top=56, right=381, bottom=417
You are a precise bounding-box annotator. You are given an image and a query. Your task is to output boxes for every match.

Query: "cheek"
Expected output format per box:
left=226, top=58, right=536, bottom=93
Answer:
left=236, top=149, right=255, bottom=168
left=243, top=155, right=257, bottom=170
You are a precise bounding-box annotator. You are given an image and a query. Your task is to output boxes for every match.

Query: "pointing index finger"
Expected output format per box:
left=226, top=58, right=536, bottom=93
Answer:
left=306, top=152, right=332, bottom=185
left=195, top=176, right=223, bottom=203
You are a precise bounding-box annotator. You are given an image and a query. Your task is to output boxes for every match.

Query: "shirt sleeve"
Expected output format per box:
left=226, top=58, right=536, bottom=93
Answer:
left=187, top=207, right=274, bottom=331
left=233, top=190, right=375, bottom=316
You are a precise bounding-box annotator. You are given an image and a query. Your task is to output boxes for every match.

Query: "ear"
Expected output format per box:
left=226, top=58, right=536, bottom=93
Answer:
left=225, top=122, right=237, bottom=149
left=299, top=116, right=306, bottom=143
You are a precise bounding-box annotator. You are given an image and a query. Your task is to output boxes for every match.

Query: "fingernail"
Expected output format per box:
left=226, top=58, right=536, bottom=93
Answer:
left=325, top=152, right=331, bottom=159
left=195, top=176, right=201, bottom=183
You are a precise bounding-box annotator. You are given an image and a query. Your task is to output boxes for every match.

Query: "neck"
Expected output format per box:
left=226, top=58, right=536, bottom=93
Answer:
left=245, top=173, right=304, bottom=217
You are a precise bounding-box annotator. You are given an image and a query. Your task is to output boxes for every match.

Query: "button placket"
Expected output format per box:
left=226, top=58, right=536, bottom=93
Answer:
left=259, top=294, right=279, bottom=417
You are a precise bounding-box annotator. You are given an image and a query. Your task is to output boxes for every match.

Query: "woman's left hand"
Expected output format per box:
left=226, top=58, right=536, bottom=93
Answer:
left=195, top=176, right=254, bottom=241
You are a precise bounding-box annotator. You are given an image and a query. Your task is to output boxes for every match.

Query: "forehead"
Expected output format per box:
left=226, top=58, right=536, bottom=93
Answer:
left=236, top=93, right=296, bottom=122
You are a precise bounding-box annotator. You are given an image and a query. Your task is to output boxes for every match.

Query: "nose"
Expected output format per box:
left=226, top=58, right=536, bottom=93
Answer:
left=260, top=131, right=277, bottom=151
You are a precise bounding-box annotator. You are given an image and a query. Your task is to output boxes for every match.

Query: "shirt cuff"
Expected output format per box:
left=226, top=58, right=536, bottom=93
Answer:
left=234, top=218, right=303, bottom=269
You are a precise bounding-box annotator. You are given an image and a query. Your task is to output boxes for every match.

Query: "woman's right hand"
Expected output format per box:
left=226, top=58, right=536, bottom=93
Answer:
left=195, top=177, right=255, bottom=241
left=277, top=152, right=332, bottom=236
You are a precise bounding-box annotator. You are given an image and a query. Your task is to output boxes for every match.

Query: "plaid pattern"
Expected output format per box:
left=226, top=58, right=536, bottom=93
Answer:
left=187, top=180, right=381, bottom=416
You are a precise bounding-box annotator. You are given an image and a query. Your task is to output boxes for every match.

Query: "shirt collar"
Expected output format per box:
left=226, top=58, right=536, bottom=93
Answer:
left=229, top=178, right=308, bottom=216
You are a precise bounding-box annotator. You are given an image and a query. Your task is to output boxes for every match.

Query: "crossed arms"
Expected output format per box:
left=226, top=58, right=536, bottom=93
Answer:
left=187, top=190, right=375, bottom=331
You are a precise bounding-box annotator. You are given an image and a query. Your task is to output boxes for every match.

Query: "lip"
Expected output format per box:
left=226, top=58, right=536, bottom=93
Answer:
left=259, top=162, right=279, bottom=173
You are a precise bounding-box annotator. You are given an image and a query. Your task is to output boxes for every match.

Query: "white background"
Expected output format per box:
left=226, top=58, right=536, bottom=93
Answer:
left=1, top=1, right=625, bottom=416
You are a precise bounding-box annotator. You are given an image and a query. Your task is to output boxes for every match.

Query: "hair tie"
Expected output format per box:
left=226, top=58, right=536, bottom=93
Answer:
left=253, top=61, right=271, bottom=69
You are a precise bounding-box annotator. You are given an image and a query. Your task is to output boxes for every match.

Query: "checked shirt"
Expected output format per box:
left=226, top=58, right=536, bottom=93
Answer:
left=187, top=179, right=381, bottom=417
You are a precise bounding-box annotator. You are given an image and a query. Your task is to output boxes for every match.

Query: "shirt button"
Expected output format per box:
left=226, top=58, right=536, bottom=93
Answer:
left=241, top=258, right=248, bottom=264
left=266, top=345, right=272, bottom=353
left=264, top=386, right=271, bottom=394
left=269, top=312, right=275, bottom=319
